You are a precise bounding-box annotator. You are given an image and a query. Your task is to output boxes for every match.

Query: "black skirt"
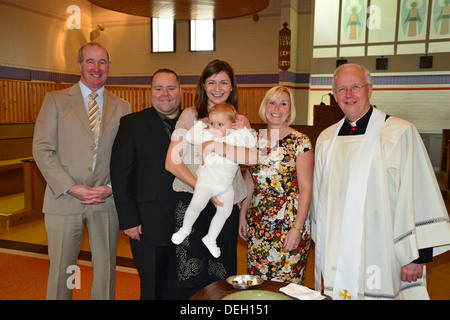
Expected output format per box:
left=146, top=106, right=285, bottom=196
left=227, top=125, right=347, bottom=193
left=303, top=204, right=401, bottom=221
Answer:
left=172, top=191, right=239, bottom=300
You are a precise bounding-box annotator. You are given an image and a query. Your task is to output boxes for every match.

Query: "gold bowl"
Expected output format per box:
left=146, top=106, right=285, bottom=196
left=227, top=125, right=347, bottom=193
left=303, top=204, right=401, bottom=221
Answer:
left=226, top=274, right=264, bottom=290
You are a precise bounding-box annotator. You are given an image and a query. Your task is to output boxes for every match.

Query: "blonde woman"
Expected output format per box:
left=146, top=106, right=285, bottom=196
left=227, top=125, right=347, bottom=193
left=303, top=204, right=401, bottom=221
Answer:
left=239, top=85, right=314, bottom=284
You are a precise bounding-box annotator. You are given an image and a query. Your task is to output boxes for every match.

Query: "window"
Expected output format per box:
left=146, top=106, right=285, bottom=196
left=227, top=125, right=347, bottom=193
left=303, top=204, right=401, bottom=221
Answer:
left=152, top=18, right=175, bottom=52
left=312, top=0, right=450, bottom=58
left=190, top=20, right=215, bottom=51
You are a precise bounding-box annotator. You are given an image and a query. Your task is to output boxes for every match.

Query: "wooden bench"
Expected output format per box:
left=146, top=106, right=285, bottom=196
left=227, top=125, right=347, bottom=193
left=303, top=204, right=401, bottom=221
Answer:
left=0, top=158, right=45, bottom=228
left=439, top=129, right=450, bottom=197
left=0, top=124, right=35, bottom=197
left=0, top=157, right=33, bottom=197
left=0, top=124, right=43, bottom=227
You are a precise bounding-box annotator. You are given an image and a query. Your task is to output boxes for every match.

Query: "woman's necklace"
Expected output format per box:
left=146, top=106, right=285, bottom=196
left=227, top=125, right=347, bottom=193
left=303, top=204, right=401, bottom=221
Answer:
left=267, top=125, right=289, bottom=141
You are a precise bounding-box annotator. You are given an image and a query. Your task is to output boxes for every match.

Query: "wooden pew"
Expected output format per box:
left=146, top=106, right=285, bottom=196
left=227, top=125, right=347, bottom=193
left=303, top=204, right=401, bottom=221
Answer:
left=439, top=129, right=450, bottom=195
left=0, top=159, right=45, bottom=228
left=0, top=124, right=35, bottom=197
left=250, top=123, right=326, bottom=148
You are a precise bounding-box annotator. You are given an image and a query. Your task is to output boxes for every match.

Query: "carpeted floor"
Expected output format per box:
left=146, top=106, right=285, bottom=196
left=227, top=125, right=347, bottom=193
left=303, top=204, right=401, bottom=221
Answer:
left=0, top=193, right=449, bottom=300
left=0, top=251, right=140, bottom=300
left=1, top=241, right=448, bottom=300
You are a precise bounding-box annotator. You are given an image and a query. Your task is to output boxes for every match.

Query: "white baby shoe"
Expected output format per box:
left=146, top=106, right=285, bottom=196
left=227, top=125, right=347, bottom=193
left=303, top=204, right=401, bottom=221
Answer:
left=202, top=235, right=221, bottom=258
left=171, top=228, right=190, bottom=245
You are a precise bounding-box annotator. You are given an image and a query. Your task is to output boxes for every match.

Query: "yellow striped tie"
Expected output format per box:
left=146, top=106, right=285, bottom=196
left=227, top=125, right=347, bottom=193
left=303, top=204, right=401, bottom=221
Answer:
left=88, top=92, right=100, bottom=170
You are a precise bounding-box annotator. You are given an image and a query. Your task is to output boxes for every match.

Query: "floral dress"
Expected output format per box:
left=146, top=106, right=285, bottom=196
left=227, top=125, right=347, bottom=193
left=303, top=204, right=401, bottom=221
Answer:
left=247, top=130, right=312, bottom=284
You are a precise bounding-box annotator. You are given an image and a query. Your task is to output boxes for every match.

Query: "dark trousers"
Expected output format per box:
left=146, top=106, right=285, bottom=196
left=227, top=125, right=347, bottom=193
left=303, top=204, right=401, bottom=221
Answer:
left=130, top=239, right=176, bottom=300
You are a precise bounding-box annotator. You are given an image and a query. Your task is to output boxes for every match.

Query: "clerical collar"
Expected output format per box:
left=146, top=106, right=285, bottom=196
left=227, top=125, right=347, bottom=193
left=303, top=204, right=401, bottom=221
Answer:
left=339, top=106, right=390, bottom=136
left=339, top=106, right=373, bottom=136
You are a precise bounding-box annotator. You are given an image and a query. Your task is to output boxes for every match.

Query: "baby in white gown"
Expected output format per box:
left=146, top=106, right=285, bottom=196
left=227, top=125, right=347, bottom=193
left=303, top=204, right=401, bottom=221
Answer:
left=171, top=103, right=256, bottom=258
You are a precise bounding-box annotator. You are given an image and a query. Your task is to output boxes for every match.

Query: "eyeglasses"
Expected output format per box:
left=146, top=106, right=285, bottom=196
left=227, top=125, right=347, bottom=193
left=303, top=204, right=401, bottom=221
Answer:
left=335, top=84, right=370, bottom=95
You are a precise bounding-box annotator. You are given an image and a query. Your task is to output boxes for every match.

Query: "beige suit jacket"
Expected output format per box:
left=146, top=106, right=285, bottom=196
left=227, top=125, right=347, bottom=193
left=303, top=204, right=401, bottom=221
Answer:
left=33, top=82, right=131, bottom=215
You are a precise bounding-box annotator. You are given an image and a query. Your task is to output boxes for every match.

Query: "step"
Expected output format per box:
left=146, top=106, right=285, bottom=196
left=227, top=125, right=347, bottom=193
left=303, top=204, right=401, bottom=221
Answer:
left=0, top=193, right=41, bottom=228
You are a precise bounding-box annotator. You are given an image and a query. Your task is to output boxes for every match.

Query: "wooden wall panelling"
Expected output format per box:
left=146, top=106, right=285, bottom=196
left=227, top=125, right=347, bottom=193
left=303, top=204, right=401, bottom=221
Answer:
left=0, top=80, right=5, bottom=123
left=238, top=87, right=269, bottom=124
left=181, top=87, right=196, bottom=110
left=0, top=79, right=266, bottom=124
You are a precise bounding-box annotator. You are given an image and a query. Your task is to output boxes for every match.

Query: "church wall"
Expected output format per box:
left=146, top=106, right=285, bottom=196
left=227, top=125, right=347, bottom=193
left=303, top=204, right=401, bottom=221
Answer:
left=308, top=0, right=450, bottom=134
left=0, top=0, right=448, bottom=137
left=0, top=0, right=282, bottom=79
left=0, top=0, right=91, bottom=75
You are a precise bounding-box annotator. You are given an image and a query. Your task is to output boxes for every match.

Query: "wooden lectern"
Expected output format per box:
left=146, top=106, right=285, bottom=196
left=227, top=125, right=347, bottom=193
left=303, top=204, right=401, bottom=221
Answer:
left=313, top=94, right=344, bottom=127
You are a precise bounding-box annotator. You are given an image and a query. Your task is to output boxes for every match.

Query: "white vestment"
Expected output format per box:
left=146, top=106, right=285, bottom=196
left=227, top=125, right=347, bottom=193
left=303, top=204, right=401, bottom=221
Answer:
left=312, top=113, right=450, bottom=300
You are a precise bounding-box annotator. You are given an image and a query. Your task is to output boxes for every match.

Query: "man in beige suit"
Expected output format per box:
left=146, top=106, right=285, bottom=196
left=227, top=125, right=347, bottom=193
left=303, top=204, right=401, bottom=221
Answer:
left=33, top=42, right=131, bottom=300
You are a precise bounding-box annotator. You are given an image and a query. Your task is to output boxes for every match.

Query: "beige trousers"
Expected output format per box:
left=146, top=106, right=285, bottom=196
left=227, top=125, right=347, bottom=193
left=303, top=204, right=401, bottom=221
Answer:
left=44, top=209, right=118, bottom=300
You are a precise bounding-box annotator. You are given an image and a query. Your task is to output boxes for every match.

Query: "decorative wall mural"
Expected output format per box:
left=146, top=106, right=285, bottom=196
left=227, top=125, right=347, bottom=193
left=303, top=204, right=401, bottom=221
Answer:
left=435, top=0, right=450, bottom=35
left=343, top=0, right=366, bottom=41
left=313, top=0, right=450, bottom=58
left=400, top=0, right=428, bottom=39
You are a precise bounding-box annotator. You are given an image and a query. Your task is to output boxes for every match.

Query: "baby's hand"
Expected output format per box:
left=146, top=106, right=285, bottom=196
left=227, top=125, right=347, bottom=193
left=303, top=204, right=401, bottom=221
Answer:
left=201, top=117, right=210, bottom=127
left=231, top=114, right=245, bottom=130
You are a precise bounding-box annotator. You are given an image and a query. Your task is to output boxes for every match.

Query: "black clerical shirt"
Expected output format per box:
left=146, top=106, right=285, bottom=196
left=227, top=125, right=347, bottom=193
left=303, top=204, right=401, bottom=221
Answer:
left=338, top=105, right=390, bottom=136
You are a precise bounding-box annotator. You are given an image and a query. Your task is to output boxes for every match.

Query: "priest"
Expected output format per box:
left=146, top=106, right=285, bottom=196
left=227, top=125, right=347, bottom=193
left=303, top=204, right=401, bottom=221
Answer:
left=312, top=63, right=450, bottom=300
